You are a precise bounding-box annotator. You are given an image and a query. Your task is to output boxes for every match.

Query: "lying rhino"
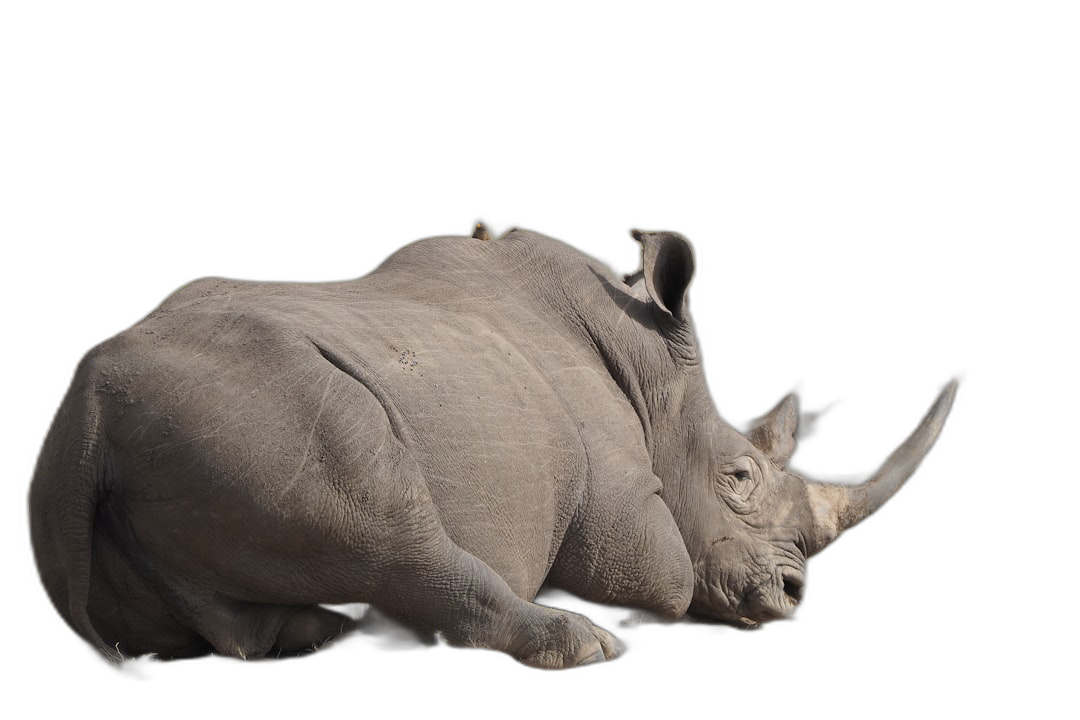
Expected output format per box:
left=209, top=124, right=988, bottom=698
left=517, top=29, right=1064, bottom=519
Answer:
left=30, top=226, right=955, bottom=668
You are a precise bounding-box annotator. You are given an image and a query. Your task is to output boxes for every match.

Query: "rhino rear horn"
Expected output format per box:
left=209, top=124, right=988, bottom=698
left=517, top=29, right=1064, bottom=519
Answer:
left=748, top=394, right=799, bottom=467
left=632, top=229, right=694, bottom=320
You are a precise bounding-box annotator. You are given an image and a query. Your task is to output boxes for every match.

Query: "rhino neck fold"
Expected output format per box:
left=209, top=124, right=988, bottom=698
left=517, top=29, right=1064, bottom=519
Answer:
left=580, top=325, right=656, bottom=452
left=570, top=280, right=701, bottom=462
left=495, top=231, right=695, bottom=458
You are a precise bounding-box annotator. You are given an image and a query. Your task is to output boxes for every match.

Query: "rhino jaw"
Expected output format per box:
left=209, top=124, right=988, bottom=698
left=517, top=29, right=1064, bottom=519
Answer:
left=688, top=529, right=808, bottom=628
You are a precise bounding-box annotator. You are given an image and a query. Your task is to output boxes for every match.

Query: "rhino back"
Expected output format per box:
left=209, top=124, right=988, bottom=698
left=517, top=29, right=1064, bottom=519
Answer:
left=93, top=232, right=645, bottom=600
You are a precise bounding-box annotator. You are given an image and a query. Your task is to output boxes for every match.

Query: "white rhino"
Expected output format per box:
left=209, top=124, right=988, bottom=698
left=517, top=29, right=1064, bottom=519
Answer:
left=30, top=226, right=955, bottom=668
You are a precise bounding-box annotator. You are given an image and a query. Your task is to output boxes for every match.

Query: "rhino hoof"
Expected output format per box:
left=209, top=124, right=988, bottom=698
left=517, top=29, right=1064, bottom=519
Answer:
left=514, top=610, right=623, bottom=669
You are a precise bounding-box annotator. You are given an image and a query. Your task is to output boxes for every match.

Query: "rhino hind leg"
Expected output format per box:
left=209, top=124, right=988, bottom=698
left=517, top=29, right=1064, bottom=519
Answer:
left=158, top=601, right=355, bottom=660
left=86, top=529, right=212, bottom=660
left=144, top=595, right=330, bottom=661
left=272, top=604, right=419, bottom=660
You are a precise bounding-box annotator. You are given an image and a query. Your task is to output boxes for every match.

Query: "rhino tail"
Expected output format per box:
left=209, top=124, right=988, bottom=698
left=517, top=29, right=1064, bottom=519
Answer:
left=29, top=369, right=123, bottom=663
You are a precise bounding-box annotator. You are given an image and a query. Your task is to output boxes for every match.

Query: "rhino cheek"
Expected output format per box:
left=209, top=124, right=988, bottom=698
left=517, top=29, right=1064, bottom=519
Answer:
left=692, top=576, right=743, bottom=625
left=691, top=537, right=759, bottom=621
left=698, top=579, right=738, bottom=621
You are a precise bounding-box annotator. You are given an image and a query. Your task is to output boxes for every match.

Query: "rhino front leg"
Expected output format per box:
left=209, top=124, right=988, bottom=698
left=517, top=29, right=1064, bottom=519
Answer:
left=373, top=529, right=623, bottom=668
left=505, top=603, right=623, bottom=668
left=548, top=480, right=694, bottom=619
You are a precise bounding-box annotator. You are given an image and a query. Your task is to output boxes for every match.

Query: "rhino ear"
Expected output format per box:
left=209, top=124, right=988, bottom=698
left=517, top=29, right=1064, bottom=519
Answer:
left=632, top=230, right=695, bottom=319
left=748, top=394, right=799, bottom=467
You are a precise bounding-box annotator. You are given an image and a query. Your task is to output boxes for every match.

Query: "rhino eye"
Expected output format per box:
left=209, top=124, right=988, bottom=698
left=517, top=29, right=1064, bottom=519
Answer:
left=715, top=461, right=761, bottom=514
left=731, top=470, right=753, bottom=495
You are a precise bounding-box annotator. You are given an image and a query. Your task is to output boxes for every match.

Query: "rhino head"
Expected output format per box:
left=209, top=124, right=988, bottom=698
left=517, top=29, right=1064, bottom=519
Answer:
left=628, top=230, right=956, bottom=628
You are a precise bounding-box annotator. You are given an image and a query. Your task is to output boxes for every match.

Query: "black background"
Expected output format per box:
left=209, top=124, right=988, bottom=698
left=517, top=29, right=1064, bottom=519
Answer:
left=10, top=28, right=1036, bottom=716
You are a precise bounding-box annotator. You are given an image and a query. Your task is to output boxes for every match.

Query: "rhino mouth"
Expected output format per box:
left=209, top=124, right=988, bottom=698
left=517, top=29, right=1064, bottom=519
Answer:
left=678, top=587, right=799, bottom=630
left=686, top=578, right=799, bottom=634
left=678, top=613, right=764, bottom=634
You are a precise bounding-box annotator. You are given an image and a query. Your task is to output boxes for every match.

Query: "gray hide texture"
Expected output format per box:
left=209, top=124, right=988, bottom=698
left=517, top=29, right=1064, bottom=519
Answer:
left=29, top=226, right=956, bottom=668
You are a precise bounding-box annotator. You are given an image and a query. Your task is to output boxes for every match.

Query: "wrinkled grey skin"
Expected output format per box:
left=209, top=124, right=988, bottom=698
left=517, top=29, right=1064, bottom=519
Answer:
left=30, top=227, right=956, bottom=668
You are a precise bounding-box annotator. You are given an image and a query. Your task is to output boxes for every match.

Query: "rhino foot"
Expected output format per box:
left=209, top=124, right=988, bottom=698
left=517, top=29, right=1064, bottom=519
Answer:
left=512, top=608, right=623, bottom=669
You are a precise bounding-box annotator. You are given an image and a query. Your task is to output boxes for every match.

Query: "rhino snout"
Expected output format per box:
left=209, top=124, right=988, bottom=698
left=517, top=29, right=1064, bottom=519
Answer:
left=781, top=569, right=807, bottom=604
left=744, top=574, right=802, bottom=623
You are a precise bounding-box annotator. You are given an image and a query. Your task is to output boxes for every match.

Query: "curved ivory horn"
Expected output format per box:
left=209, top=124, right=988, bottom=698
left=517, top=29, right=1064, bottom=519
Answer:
left=805, top=380, right=957, bottom=554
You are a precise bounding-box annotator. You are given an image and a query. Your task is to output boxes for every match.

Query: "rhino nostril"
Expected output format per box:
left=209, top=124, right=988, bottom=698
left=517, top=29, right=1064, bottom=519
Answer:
left=783, top=575, right=804, bottom=605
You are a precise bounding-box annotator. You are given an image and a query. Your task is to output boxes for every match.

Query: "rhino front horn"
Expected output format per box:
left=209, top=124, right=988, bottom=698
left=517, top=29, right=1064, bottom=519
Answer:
left=805, top=380, right=958, bottom=554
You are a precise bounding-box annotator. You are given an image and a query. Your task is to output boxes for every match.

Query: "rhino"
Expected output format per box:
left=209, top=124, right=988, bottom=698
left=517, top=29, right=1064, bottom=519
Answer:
left=30, top=225, right=956, bottom=668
